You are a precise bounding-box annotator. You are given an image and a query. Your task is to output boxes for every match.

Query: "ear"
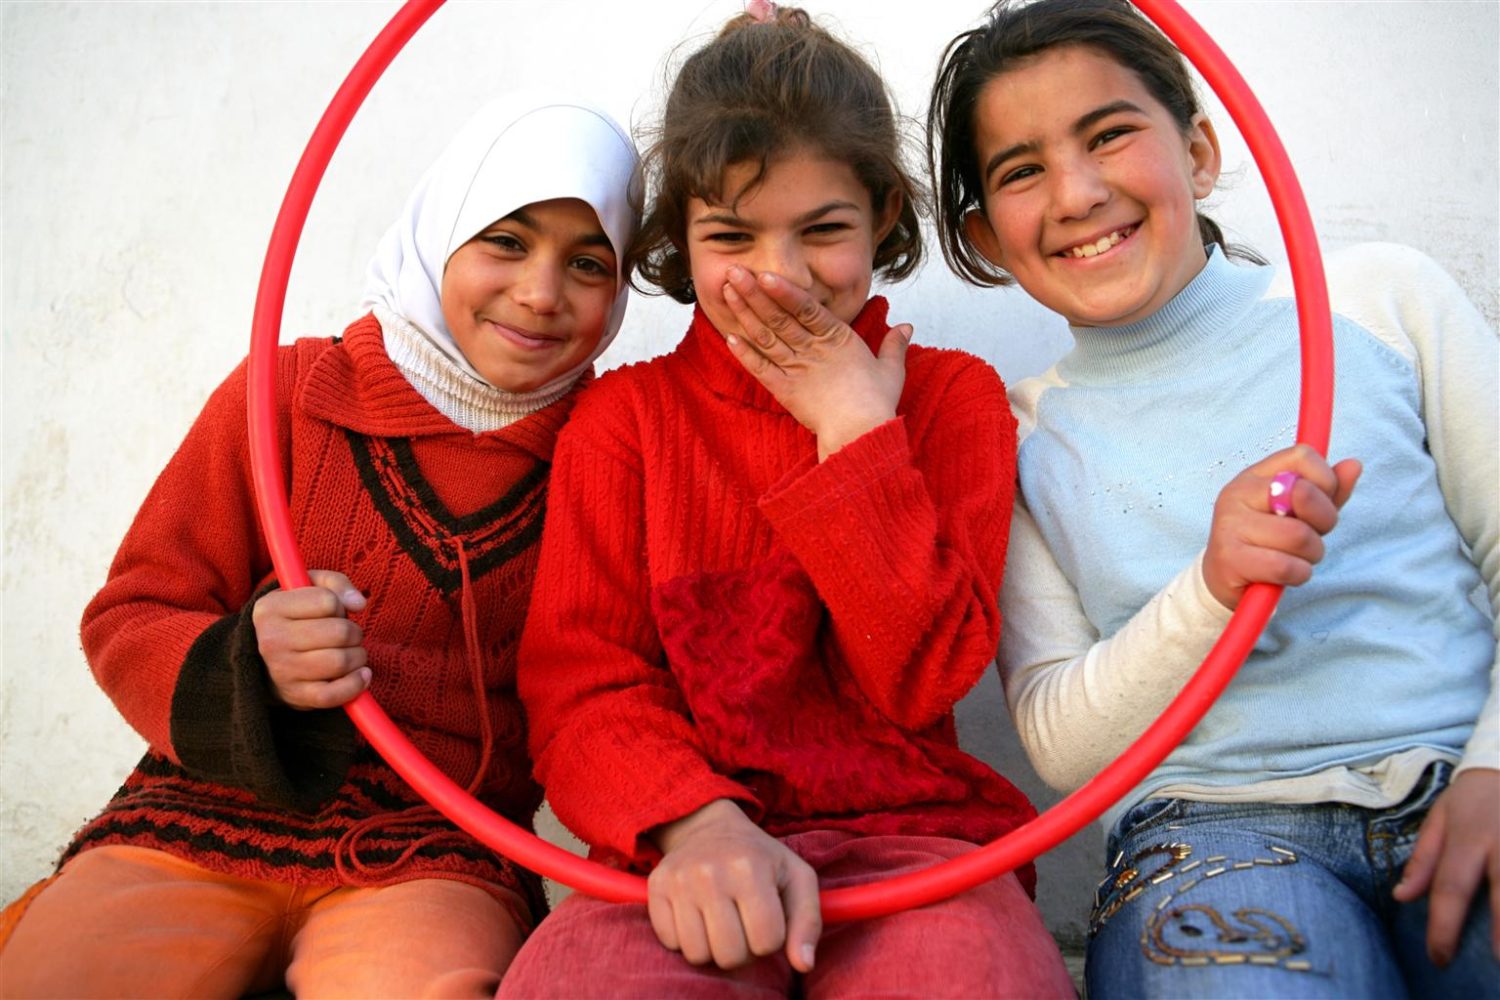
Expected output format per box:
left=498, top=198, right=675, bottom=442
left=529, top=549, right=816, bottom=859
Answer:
left=962, top=207, right=1005, bottom=266
left=874, top=187, right=903, bottom=246
left=1185, top=113, right=1222, bottom=200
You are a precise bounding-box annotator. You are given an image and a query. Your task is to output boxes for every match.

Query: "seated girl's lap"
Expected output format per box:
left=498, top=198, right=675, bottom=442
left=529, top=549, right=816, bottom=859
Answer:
left=0, top=846, right=523, bottom=1000
left=501, top=832, right=1072, bottom=1000
left=1086, top=786, right=1497, bottom=999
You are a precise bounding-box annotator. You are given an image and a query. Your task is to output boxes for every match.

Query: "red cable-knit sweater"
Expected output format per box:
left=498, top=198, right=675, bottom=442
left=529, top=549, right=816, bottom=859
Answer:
left=65, top=314, right=568, bottom=920
left=519, top=298, right=1038, bottom=893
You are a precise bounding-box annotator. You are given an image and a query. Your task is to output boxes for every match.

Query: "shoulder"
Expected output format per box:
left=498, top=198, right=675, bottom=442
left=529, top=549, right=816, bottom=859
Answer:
left=1265, top=242, right=1480, bottom=364
left=569, top=355, right=670, bottom=423
left=555, top=354, right=676, bottom=465
left=903, top=343, right=1009, bottom=415
left=1007, top=365, right=1069, bottom=444
left=203, top=335, right=333, bottom=409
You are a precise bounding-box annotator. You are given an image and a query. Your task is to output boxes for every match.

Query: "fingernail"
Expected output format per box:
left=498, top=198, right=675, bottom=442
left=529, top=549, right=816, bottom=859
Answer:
left=900, top=325, right=913, bottom=342
left=758, top=272, right=777, bottom=288
left=359, top=668, right=372, bottom=685
left=727, top=265, right=749, bottom=285
left=724, top=284, right=742, bottom=305
left=801, top=943, right=816, bottom=969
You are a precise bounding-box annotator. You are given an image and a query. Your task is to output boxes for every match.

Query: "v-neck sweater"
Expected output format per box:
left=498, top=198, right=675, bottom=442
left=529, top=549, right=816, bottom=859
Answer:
left=67, top=314, right=576, bottom=918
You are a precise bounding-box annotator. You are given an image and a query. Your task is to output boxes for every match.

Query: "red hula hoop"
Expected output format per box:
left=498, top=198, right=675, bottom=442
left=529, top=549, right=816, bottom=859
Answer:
left=247, top=0, right=1334, bottom=922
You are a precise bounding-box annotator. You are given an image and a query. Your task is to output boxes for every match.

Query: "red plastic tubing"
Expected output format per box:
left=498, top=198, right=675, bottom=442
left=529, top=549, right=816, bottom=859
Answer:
left=247, top=0, right=1333, bottom=922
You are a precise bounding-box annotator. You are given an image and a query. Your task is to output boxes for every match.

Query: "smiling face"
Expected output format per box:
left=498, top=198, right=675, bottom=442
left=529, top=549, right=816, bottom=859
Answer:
left=963, top=45, right=1221, bottom=327
left=440, top=197, right=619, bottom=392
left=685, top=150, right=898, bottom=336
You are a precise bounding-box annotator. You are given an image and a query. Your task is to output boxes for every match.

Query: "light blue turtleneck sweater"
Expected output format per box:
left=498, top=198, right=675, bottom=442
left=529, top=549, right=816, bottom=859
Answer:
left=999, top=243, right=1497, bottom=834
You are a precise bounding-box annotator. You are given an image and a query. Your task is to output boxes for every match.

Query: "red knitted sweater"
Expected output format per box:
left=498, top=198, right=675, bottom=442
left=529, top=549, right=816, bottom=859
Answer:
left=66, top=314, right=567, bottom=919
left=519, top=298, right=1037, bottom=892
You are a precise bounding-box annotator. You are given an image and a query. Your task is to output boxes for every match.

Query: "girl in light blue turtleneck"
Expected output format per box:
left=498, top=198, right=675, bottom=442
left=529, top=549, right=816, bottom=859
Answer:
left=928, top=2, right=1496, bottom=998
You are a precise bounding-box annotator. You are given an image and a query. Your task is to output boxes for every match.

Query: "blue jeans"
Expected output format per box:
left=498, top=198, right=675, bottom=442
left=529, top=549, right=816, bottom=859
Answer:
left=1085, top=763, right=1498, bottom=999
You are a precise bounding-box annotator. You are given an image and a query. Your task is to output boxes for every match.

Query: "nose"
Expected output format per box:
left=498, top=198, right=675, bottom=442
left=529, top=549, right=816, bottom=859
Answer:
left=754, top=237, right=814, bottom=292
left=512, top=257, right=564, bottom=314
left=1050, top=153, right=1110, bottom=222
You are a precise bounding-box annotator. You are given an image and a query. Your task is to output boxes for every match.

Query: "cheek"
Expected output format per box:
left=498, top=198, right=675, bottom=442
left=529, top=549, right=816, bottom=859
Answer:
left=687, top=253, right=737, bottom=327
left=820, top=244, right=877, bottom=304
left=689, top=252, right=729, bottom=298
left=577, top=289, right=617, bottom=349
left=988, top=205, right=1037, bottom=265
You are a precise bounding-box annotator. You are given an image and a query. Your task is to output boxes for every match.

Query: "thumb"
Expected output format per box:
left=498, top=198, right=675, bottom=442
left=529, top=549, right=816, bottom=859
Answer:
left=877, top=324, right=913, bottom=370
left=1331, top=458, right=1362, bottom=510
left=307, top=569, right=366, bottom=613
left=1394, top=799, right=1445, bottom=901
left=780, top=859, right=822, bottom=973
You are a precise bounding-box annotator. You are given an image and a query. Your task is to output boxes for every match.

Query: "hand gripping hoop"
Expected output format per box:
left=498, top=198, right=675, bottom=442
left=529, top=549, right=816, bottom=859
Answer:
left=246, top=0, right=1334, bottom=922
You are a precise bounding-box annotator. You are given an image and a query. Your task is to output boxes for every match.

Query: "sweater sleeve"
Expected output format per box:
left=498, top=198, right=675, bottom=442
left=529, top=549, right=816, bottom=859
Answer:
left=518, top=415, right=757, bottom=865
left=998, top=497, right=1234, bottom=792
left=80, top=346, right=356, bottom=810
left=757, top=353, right=1014, bottom=731
left=1323, top=243, right=1499, bottom=773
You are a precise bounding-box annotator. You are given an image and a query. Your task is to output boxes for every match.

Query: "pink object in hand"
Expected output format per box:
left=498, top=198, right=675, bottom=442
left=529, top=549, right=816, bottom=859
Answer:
left=1269, top=471, right=1299, bottom=517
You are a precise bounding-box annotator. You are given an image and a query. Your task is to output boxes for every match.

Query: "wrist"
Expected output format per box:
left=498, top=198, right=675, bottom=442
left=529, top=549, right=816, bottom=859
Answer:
left=652, top=798, right=749, bottom=854
left=815, top=409, right=894, bottom=461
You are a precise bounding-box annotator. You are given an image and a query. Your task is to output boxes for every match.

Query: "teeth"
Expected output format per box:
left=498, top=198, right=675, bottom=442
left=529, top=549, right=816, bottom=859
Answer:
left=1066, top=229, right=1128, bottom=259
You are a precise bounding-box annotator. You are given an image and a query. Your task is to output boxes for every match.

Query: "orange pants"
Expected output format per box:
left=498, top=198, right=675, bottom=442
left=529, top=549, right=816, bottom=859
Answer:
left=0, top=845, right=526, bottom=999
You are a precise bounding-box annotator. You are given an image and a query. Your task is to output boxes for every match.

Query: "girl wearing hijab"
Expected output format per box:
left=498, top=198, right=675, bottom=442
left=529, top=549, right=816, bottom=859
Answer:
left=0, top=93, right=640, bottom=999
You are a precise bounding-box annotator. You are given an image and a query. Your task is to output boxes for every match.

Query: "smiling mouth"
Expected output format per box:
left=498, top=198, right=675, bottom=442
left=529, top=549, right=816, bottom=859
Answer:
left=1057, top=225, right=1138, bottom=260
left=488, top=320, right=563, bottom=347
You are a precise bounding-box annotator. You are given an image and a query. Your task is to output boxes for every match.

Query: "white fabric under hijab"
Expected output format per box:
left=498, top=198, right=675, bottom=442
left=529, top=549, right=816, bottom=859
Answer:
left=362, top=93, right=640, bottom=427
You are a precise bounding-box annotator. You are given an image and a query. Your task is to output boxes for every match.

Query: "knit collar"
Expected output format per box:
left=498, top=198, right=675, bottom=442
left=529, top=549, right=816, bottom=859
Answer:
left=299, top=313, right=576, bottom=463
left=1059, top=246, right=1273, bottom=385
left=376, top=304, right=573, bottom=431
left=675, top=296, right=892, bottom=412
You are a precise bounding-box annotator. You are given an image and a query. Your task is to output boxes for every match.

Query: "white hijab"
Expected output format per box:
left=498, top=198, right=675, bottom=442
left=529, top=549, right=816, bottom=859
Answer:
left=362, top=93, right=640, bottom=404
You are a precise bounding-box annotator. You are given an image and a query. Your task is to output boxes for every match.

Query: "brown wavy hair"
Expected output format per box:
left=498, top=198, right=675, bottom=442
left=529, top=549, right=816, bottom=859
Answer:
left=633, top=6, right=925, bottom=302
left=927, top=0, right=1262, bottom=287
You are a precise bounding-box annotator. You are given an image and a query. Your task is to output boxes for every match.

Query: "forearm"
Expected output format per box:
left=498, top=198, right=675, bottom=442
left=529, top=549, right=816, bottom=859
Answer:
left=999, top=503, right=1232, bottom=791
left=760, top=373, right=1013, bottom=730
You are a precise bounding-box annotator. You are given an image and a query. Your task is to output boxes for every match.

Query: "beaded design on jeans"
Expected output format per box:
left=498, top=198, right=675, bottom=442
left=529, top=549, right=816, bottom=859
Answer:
left=1092, top=840, right=1315, bottom=972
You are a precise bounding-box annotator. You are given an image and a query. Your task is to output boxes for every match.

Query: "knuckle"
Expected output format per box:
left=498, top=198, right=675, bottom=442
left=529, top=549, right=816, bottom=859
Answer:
left=725, top=854, right=758, bottom=883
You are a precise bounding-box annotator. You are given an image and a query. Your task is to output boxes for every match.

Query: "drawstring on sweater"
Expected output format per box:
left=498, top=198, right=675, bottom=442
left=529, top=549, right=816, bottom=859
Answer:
left=335, top=537, right=498, bottom=884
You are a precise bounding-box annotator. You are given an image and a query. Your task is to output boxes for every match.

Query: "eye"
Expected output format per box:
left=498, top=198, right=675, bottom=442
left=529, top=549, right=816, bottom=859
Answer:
left=804, top=221, right=851, bottom=237
left=480, top=232, right=525, bottom=252
left=570, top=255, right=613, bottom=279
left=1090, top=126, right=1134, bottom=149
left=703, top=230, right=751, bottom=245
left=998, top=164, right=1041, bottom=188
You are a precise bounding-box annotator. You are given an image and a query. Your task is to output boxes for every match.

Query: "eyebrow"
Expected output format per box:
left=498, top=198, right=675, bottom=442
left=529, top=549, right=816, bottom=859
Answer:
left=691, top=200, right=861, bottom=229
left=500, top=208, right=614, bottom=250
left=982, top=99, right=1148, bottom=182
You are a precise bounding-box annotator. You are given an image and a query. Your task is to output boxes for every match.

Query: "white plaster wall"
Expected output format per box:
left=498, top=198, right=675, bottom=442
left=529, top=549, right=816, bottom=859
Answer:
left=4, top=0, right=1496, bottom=945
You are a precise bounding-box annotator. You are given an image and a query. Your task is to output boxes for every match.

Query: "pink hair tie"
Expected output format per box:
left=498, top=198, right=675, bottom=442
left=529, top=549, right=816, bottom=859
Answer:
left=745, top=0, right=777, bottom=23
left=1269, top=471, right=1299, bottom=517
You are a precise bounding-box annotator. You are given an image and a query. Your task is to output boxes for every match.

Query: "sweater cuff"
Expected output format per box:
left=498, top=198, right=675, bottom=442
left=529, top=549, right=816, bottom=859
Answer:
left=759, top=417, right=910, bottom=528
left=170, top=581, right=357, bottom=813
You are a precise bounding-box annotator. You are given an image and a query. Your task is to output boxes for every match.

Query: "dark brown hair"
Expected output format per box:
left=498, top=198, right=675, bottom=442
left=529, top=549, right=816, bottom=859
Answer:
left=634, top=6, right=924, bottom=302
left=927, top=0, right=1262, bottom=286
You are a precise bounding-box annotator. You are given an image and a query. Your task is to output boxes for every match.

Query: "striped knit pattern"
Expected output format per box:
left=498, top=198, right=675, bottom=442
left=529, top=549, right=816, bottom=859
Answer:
left=520, top=297, right=1040, bottom=893
left=69, top=314, right=567, bottom=918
